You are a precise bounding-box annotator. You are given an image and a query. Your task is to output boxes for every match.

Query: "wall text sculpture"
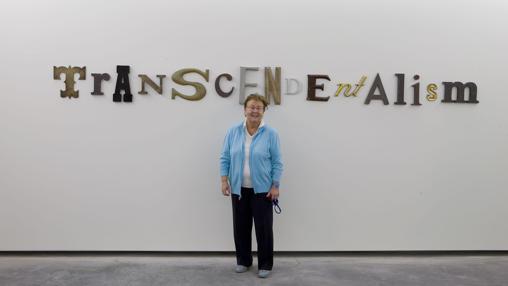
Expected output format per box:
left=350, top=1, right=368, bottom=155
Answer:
left=53, top=65, right=479, bottom=105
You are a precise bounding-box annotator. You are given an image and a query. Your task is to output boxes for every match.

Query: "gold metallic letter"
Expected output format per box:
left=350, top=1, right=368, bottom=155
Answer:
left=335, top=84, right=352, bottom=97
left=426, top=83, right=438, bottom=101
left=53, top=66, right=86, bottom=98
left=171, top=68, right=210, bottom=101
left=264, top=67, right=281, bottom=105
left=138, top=74, right=166, bottom=95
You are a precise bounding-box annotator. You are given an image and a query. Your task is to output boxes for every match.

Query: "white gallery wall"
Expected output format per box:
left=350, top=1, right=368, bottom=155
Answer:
left=0, top=0, right=507, bottom=251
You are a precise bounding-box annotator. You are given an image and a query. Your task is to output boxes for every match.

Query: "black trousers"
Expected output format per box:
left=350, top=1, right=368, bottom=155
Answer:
left=231, top=187, right=273, bottom=270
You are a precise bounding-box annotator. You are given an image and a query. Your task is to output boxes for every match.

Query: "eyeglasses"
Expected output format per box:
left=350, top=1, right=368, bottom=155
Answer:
left=246, top=106, right=264, bottom=111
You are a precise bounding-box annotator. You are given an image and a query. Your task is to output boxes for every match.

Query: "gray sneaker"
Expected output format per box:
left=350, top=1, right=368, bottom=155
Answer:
left=258, top=269, right=271, bottom=278
left=235, top=265, right=249, bottom=273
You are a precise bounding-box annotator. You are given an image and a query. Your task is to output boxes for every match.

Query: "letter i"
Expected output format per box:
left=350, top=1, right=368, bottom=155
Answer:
left=411, top=75, right=421, bottom=106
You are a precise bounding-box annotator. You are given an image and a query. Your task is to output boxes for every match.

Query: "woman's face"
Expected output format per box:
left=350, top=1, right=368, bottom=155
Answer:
left=244, top=99, right=265, bottom=125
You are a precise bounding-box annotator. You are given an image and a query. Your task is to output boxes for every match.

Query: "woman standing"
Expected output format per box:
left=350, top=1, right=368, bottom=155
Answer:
left=220, top=94, right=283, bottom=279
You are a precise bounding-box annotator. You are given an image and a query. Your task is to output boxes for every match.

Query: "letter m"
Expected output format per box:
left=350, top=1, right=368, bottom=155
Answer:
left=441, top=81, right=479, bottom=103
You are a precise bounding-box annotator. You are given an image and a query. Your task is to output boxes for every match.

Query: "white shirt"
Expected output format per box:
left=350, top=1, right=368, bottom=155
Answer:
left=242, top=120, right=265, bottom=188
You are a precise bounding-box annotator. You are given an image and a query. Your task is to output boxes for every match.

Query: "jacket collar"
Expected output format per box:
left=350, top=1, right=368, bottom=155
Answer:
left=243, top=119, right=265, bottom=129
left=243, top=119, right=265, bottom=135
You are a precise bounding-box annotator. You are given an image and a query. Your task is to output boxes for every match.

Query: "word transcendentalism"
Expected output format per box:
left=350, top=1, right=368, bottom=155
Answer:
left=52, top=65, right=479, bottom=105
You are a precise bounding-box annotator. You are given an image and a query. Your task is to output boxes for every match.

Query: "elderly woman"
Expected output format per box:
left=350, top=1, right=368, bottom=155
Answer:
left=219, top=94, right=283, bottom=279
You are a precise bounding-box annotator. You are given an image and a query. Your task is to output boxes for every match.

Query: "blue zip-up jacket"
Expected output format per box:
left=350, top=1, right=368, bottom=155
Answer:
left=220, top=121, right=283, bottom=198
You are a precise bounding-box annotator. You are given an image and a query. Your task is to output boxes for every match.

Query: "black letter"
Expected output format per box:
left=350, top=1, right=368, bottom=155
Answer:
left=364, top=73, right=389, bottom=105
left=113, top=65, right=132, bottom=102
left=394, top=73, right=406, bottom=105
left=411, top=74, right=421, bottom=106
left=307, top=74, right=330, bottom=101
left=441, top=82, right=479, bottom=103
left=215, top=73, right=234, bottom=97
left=91, top=73, right=110, bottom=95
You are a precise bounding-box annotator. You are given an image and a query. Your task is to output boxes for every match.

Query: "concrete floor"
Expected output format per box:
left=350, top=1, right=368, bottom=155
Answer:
left=0, top=254, right=507, bottom=286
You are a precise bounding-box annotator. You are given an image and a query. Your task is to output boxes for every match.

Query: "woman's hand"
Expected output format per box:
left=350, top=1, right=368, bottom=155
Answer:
left=266, top=187, right=279, bottom=201
left=221, top=180, right=231, bottom=196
